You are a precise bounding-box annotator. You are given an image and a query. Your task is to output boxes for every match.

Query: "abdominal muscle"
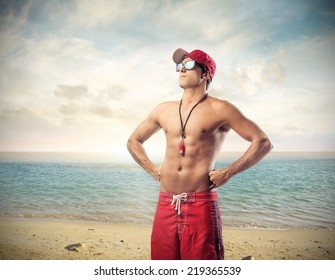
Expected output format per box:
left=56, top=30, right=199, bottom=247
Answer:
left=159, top=166, right=214, bottom=193
left=159, top=142, right=217, bottom=193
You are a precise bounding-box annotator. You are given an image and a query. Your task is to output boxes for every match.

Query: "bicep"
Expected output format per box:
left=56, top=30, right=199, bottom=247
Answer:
left=130, top=113, right=161, bottom=144
left=225, top=104, right=266, bottom=142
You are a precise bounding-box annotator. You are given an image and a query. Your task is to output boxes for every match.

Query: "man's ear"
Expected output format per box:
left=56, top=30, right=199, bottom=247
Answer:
left=203, top=71, right=210, bottom=80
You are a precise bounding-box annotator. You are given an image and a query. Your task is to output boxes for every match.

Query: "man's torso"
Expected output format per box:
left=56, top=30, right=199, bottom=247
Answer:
left=158, top=96, right=230, bottom=193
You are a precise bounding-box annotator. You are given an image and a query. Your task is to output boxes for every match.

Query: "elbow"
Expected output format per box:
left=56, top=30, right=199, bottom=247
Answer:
left=127, top=135, right=142, bottom=153
left=261, top=136, right=273, bottom=153
left=253, top=135, right=272, bottom=153
left=127, top=137, right=134, bottom=153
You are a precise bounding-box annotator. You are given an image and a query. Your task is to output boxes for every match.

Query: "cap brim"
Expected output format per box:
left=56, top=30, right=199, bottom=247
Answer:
left=172, top=48, right=189, bottom=64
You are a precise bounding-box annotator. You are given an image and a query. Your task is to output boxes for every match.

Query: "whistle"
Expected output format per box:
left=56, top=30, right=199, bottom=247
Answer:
left=179, top=143, right=185, bottom=156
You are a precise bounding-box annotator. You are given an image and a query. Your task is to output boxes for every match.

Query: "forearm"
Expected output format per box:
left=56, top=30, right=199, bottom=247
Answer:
left=228, top=137, right=272, bottom=177
left=127, top=138, right=159, bottom=180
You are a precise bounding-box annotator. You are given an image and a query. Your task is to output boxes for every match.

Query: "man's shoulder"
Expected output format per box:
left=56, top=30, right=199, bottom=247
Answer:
left=208, top=96, right=236, bottom=110
left=160, top=100, right=179, bottom=106
left=152, top=100, right=179, bottom=112
left=147, top=100, right=178, bottom=119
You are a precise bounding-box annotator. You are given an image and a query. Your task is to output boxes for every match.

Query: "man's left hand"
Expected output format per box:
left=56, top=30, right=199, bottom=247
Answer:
left=208, top=168, right=232, bottom=188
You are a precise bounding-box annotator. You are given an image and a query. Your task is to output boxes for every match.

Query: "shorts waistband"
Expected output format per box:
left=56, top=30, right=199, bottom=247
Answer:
left=158, top=191, right=218, bottom=203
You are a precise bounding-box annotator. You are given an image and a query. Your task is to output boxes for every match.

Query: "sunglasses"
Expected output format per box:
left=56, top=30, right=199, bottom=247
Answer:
left=176, top=60, right=197, bottom=72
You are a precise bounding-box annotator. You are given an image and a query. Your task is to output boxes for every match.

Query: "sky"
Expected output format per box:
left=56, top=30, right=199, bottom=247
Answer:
left=0, top=0, right=334, bottom=161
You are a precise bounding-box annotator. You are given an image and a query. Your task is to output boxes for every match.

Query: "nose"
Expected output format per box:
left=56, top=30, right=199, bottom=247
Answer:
left=180, top=64, right=186, bottom=72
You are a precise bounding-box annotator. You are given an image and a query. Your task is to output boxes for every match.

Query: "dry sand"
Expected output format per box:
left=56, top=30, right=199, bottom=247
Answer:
left=0, top=219, right=334, bottom=260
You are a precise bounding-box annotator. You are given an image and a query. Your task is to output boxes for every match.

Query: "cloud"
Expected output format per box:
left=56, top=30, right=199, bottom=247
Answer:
left=231, top=51, right=286, bottom=95
left=0, top=105, right=60, bottom=150
left=0, top=0, right=334, bottom=152
left=67, top=0, right=151, bottom=29
left=52, top=82, right=129, bottom=125
left=54, top=85, right=88, bottom=100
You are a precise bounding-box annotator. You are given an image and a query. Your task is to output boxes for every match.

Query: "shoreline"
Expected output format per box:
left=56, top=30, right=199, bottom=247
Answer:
left=0, top=216, right=333, bottom=231
left=0, top=218, right=334, bottom=260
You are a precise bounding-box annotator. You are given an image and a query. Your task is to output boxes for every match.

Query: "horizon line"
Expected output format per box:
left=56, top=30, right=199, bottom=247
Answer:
left=0, top=150, right=334, bottom=153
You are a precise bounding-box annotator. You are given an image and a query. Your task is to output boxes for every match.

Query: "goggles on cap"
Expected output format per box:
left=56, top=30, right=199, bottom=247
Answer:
left=176, top=60, right=205, bottom=72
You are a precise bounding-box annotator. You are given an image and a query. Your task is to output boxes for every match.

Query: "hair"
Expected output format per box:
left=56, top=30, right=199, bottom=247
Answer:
left=196, top=62, right=211, bottom=90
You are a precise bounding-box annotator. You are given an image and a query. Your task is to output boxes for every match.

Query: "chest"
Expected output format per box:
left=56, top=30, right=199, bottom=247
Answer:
left=159, top=106, right=227, bottom=140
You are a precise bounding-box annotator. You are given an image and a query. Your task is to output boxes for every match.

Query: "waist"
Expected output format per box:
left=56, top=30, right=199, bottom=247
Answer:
left=159, top=170, right=214, bottom=193
left=158, top=191, right=218, bottom=203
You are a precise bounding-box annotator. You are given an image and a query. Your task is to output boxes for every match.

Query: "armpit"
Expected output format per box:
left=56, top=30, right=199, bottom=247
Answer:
left=219, top=123, right=230, bottom=133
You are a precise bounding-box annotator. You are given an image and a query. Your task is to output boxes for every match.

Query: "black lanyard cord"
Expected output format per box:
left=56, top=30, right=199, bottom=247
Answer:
left=178, top=93, right=208, bottom=139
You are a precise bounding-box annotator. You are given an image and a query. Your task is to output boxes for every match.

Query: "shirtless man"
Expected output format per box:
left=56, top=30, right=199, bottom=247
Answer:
left=127, top=48, right=272, bottom=260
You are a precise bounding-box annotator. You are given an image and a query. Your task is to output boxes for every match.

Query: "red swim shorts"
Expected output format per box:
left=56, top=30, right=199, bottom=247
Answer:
left=151, top=191, right=224, bottom=260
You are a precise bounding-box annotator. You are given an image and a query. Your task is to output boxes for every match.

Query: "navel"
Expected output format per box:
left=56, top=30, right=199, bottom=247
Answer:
left=178, top=167, right=183, bottom=172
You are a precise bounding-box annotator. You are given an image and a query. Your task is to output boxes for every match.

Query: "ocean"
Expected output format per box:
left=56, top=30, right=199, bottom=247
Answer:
left=0, top=152, right=334, bottom=230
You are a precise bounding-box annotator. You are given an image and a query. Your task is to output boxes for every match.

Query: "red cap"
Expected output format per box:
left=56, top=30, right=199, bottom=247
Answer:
left=172, top=48, right=216, bottom=80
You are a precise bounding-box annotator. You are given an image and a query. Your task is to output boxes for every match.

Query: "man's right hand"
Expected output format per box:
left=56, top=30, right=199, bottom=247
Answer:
left=151, top=164, right=161, bottom=181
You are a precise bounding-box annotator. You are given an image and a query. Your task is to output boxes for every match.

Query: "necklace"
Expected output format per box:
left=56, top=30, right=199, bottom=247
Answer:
left=178, top=93, right=208, bottom=156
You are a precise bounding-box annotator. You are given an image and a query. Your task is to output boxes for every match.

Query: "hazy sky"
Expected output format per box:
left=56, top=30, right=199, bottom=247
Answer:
left=0, top=0, right=334, bottom=161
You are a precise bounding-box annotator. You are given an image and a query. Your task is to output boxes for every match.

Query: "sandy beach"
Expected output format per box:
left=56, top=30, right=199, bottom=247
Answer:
left=0, top=218, right=334, bottom=260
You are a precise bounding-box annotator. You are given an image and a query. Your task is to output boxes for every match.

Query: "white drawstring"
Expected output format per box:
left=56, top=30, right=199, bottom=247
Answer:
left=171, top=193, right=187, bottom=215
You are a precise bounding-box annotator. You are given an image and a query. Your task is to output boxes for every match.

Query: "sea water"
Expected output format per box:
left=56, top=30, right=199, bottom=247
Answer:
left=0, top=152, right=334, bottom=229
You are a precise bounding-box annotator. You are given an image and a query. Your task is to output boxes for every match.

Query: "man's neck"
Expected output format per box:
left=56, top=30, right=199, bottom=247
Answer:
left=181, top=88, right=207, bottom=106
